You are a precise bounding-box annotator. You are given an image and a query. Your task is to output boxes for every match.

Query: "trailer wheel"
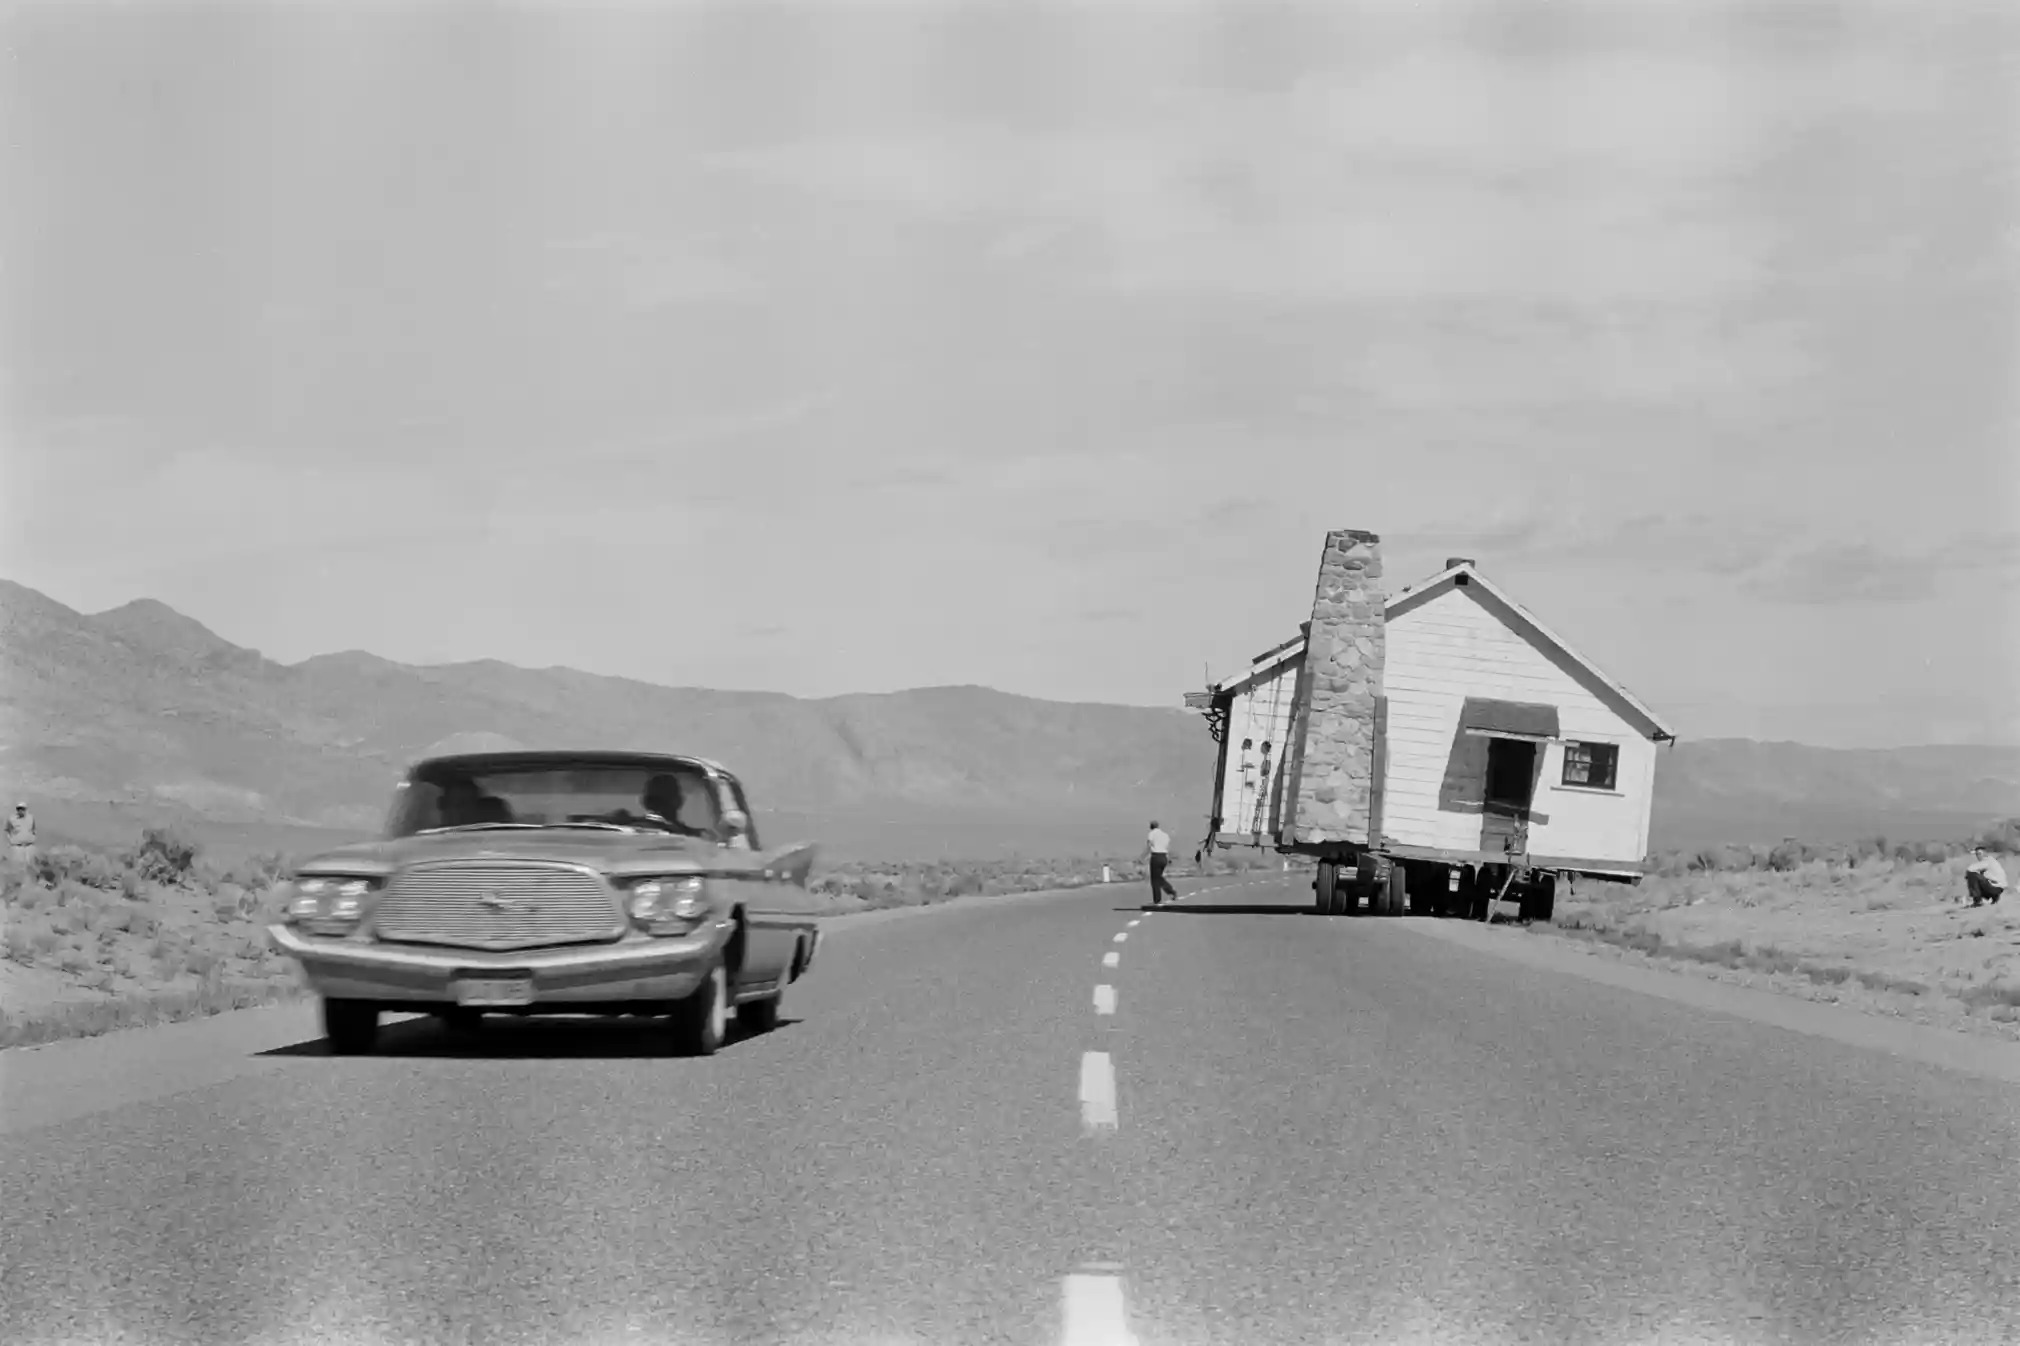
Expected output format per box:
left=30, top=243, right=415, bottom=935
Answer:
left=1521, top=873, right=1559, bottom=925
left=1470, top=865, right=1498, bottom=922
left=1406, top=862, right=1441, bottom=917
left=1354, top=854, right=1381, bottom=915
left=1384, top=861, right=1408, bottom=917
left=1314, top=860, right=1337, bottom=915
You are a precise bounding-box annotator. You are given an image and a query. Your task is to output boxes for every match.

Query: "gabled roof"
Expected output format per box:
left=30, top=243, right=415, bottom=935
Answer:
left=1208, top=561, right=1678, bottom=742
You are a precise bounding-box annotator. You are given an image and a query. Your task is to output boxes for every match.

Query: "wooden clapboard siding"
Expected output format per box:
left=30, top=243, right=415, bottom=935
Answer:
left=1215, top=654, right=1303, bottom=834
left=1381, top=580, right=1657, bottom=866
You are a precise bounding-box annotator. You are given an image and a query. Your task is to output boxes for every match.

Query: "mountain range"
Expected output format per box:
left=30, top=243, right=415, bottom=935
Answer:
left=2, top=578, right=2015, bottom=863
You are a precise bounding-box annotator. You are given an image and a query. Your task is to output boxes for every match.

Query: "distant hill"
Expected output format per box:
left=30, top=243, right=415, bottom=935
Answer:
left=2, top=579, right=2015, bottom=861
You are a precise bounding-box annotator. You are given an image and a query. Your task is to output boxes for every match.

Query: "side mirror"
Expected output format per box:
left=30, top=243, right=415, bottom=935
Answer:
left=721, top=808, right=750, bottom=838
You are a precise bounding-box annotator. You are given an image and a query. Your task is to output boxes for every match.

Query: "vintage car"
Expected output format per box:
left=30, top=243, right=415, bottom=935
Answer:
left=268, top=749, right=822, bottom=1056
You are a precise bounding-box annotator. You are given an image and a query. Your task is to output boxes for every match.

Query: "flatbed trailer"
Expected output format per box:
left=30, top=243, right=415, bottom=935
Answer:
left=1185, top=527, right=1675, bottom=923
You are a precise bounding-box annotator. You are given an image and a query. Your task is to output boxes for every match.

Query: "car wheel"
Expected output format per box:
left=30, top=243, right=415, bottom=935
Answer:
left=669, top=960, right=729, bottom=1057
left=323, top=998, right=380, bottom=1055
left=736, top=991, right=782, bottom=1035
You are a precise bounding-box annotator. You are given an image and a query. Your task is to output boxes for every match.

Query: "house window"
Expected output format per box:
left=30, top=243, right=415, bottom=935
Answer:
left=1561, top=741, right=1619, bottom=791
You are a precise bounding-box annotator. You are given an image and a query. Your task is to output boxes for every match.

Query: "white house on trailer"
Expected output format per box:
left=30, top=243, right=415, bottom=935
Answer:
left=1195, top=556, right=1677, bottom=881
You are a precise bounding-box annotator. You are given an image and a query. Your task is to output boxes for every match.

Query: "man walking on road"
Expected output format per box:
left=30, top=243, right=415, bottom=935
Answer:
left=1143, top=819, right=1178, bottom=907
left=1966, top=846, right=2008, bottom=907
left=6, top=801, right=36, bottom=866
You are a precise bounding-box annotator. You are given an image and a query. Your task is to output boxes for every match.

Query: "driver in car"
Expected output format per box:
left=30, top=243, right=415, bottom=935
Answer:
left=641, top=774, right=713, bottom=839
left=437, top=777, right=483, bottom=828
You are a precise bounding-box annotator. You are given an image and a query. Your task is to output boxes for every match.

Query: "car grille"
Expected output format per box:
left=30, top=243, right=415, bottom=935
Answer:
left=371, top=861, right=624, bottom=952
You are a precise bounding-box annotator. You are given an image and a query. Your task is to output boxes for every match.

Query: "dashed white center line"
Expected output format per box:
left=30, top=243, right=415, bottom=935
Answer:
left=1079, top=1052, right=1118, bottom=1132
left=1060, top=1271, right=1138, bottom=1346
left=1112, top=932, right=1127, bottom=943
left=1093, top=984, right=1116, bottom=1015
left=1127, top=919, right=1140, bottom=928
left=1102, top=951, right=1120, bottom=968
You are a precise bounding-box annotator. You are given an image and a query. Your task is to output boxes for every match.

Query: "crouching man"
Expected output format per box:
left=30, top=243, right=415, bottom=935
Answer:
left=1966, top=846, right=2008, bottom=907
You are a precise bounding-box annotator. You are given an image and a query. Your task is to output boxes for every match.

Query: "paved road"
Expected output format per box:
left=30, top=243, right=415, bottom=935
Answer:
left=7, top=875, right=2020, bottom=1345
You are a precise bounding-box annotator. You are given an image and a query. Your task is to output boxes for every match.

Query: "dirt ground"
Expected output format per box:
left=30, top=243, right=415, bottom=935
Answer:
left=1543, top=853, right=2020, bottom=1042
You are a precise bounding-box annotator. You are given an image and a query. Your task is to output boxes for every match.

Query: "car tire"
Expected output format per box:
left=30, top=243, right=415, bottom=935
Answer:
left=323, top=998, right=380, bottom=1055
left=669, top=960, right=729, bottom=1057
left=1314, top=860, right=1337, bottom=915
left=736, top=992, right=783, bottom=1035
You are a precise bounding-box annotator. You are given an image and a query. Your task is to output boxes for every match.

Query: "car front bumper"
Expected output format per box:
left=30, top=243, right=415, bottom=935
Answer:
left=268, top=921, right=731, bottom=1007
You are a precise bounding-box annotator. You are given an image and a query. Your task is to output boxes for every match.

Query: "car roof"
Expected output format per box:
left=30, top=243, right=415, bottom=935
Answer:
left=410, top=750, right=728, bottom=777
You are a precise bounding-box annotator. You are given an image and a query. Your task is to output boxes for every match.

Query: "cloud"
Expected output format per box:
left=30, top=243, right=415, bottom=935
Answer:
left=542, top=232, right=761, bottom=309
left=1743, top=531, right=2020, bottom=606
left=700, top=33, right=1953, bottom=309
left=1198, top=497, right=1275, bottom=527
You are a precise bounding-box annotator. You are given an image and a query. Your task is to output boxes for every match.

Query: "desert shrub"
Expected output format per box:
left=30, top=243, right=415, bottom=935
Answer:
left=5, top=925, right=35, bottom=963
left=1971, top=818, right=2020, bottom=855
left=938, top=867, right=986, bottom=899
left=126, top=827, right=201, bottom=885
left=1960, top=981, right=2020, bottom=1012
left=31, top=844, right=126, bottom=892
left=1854, top=969, right=1928, bottom=997
left=1767, top=840, right=1814, bottom=873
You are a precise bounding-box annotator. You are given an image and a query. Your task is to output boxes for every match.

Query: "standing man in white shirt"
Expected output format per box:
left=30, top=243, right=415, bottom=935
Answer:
left=6, top=801, right=34, bottom=867
left=1966, top=845, right=2008, bottom=907
left=1142, top=820, right=1178, bottom=907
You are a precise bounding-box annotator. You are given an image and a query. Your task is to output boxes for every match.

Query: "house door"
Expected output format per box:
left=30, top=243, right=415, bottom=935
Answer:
left=1479, top=737, right=1537, bottom=855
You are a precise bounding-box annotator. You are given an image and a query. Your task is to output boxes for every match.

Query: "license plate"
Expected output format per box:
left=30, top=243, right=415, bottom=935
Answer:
left=454, top=976, right=535, bottom=1007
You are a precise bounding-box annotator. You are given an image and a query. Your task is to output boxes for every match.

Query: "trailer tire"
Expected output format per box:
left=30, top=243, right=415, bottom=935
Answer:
left=1314, top=860, right=1337, bottom=915
left=1407, top=862, right=1441, bottom=917
left=1471, top=865, right=1499, bottom=922
left=1521, top=873, right=1558, bottom=925
left=1384, top=861, right=1408, bottom=917
left=1355, top=854, right=1381, bottom=915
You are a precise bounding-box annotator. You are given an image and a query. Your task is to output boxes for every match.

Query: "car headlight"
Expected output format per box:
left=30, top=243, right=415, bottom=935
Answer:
left=285, top=876, right=379, bottom=930
left=626, top=875, right=709, bottom=932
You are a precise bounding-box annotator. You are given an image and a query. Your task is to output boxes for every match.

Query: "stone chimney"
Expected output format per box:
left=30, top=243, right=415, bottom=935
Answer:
left=1288, top=528, right=1386, bottom=846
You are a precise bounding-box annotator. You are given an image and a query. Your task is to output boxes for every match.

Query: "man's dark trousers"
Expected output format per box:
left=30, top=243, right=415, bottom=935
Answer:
left=1149, top=852, right=1176, bottom=905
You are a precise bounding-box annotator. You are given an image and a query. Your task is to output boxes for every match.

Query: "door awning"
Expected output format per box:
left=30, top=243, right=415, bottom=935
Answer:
left=1458, top=697, right=1561, bottom=742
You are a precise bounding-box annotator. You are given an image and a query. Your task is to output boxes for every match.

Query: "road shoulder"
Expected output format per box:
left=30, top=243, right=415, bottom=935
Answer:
left=1401, top=916, right=2020, bottom=1087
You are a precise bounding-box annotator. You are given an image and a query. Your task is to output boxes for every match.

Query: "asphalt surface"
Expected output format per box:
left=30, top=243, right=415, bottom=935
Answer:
left=6, top=875, right=2020, bottom=1345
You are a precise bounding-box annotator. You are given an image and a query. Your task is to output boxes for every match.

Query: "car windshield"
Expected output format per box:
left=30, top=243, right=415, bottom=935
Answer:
left=386, top=761, right=725, bottom=839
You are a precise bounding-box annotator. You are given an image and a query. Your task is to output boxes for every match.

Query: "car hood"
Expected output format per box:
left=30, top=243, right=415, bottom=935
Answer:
left=294, top=828, right=765, bottom=880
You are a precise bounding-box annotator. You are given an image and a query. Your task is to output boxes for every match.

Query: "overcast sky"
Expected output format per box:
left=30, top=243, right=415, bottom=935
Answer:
left=4, top=0, right=2016, bottom=749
